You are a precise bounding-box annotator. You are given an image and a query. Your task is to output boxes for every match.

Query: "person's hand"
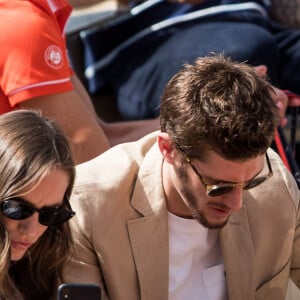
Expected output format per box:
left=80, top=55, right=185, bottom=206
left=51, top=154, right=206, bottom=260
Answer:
left=284, top=90, right=300, bottom=107
left=271, top=87, right=289, bottom=127
left=253, top=65, right=289, bottom=127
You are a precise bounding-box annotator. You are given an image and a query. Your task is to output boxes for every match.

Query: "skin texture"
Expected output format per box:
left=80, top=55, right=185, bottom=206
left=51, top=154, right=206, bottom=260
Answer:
left=19, top=74, right=110, bottom=165
left=3, top=169, right=69, bottom=261
left=254, top=65, right=289, bottom=126
left=158, top=132, right=266, bottom=228
left=20, top=75, right=159, bottom=164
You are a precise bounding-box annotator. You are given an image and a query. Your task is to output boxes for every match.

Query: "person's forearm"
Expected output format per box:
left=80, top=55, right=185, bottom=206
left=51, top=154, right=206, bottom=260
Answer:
left=20, top=90, right=111, bottom=164
left=70, top=75, right=100, bottom=118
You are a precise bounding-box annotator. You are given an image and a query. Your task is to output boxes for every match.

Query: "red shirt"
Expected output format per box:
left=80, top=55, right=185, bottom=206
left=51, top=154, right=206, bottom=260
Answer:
left=0, top=0, right=73, bottom=113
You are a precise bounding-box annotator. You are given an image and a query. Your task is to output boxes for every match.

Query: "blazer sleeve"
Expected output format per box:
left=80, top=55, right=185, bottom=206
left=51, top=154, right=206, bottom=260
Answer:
left=63, top=192, right=109, bottom=300
left=290, top=190, right=300, bottom=288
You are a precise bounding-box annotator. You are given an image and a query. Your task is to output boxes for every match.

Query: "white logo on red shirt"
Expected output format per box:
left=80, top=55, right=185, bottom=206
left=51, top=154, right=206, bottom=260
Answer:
left=44, top=45, right=64, bottom=69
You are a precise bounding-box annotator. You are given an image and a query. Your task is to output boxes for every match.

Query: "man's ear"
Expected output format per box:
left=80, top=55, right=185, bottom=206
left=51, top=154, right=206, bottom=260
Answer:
left=157, top=132, right=177, bottom=164
left=253, top=65, right=267, bottom=76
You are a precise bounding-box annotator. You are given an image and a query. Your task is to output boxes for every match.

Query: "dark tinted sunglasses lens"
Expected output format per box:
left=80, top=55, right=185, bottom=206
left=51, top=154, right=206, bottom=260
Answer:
left=1, top=200, right=34, bottom=220
left=208, top=186, right=233, bottom=197
left=39, top=209, right=75, bottom=226
left=244, top=177, right=266, bottom=190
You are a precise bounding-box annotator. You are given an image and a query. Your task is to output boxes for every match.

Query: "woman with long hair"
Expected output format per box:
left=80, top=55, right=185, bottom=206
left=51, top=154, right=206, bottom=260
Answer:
left=0, top=109, right=75, bottom=299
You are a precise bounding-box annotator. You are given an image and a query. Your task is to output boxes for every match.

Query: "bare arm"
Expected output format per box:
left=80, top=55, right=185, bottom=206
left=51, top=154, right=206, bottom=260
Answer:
left=19, top=87, right=110, bottom=165
left=71, top=74, right=160, bottom=147
left=70, top=74, right=100, bottom=118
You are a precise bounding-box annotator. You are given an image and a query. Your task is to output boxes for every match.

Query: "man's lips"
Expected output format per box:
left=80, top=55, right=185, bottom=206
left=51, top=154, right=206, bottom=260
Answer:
left=208, top=204, right=231, bottom=218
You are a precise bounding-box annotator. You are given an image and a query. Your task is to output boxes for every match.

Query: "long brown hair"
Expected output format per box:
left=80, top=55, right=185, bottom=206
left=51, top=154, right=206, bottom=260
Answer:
left=0, top=110, right=75, bottom=299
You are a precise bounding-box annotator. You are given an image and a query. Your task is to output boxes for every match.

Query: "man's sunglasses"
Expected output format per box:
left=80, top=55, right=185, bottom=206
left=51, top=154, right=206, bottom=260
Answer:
left=180, top=149, right=273, bottom=197
left=0, top=197, right=75, bottom=226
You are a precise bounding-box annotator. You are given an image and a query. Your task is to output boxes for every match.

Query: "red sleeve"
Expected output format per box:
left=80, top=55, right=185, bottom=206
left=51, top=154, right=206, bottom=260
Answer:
left=0, top=2, right=73, bottom=108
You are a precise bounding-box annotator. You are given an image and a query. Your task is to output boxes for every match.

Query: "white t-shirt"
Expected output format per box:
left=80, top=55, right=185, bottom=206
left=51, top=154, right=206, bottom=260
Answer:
left=168, top=212, right=227, bottom=300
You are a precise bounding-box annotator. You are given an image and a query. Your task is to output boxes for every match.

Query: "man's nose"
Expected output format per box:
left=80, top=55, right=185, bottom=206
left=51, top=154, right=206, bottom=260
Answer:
left=223, top=188, right=243, bottom=211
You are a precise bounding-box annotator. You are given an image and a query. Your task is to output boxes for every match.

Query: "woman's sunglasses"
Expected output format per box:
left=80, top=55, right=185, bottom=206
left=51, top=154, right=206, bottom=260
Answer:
left=0, top=197, right=75, bottom=226
left=180, top=149, right=273, bottom=197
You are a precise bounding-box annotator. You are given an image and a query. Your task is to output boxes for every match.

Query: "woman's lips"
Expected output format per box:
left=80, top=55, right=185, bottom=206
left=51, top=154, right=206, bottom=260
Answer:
left=11, top=241, right=33, bottom=251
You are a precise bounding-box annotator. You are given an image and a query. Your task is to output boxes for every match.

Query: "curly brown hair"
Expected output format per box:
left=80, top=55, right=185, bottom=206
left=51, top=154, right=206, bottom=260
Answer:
left=160, top=54, right=278, bottom=161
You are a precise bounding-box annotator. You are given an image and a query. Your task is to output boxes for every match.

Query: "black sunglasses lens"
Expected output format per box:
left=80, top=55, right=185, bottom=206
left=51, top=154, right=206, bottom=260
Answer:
left=39, top=209, right=75, bottom=226
left=244, top=177, right=266, bottom=190
left=208, top=186, right=233, bottom=197
left=1, top=199, right=35, bottom=220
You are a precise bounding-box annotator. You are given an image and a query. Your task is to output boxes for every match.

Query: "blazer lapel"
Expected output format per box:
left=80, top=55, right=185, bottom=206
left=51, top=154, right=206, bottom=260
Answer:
left=126, top=143, right=256, bottom=300
left=128, top=145, right=169, bottom=300
left=220, top=196, right=255, bottom=300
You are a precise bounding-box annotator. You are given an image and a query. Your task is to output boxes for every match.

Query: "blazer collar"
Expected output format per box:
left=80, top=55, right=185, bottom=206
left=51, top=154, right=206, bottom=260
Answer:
left=128, top=143, right=255, bottom=300
left=128, top=144, right=169, bottom=299
left=220, top=193, right=255, bottom=299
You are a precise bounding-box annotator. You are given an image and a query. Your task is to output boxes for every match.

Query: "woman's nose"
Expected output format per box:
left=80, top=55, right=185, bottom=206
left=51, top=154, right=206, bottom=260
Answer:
left=18, top=213, right=41, bottom=237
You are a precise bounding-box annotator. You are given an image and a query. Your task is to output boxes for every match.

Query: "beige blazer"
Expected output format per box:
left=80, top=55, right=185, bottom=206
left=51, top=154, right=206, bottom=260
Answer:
left=64, top=132, right=300, bottom=300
